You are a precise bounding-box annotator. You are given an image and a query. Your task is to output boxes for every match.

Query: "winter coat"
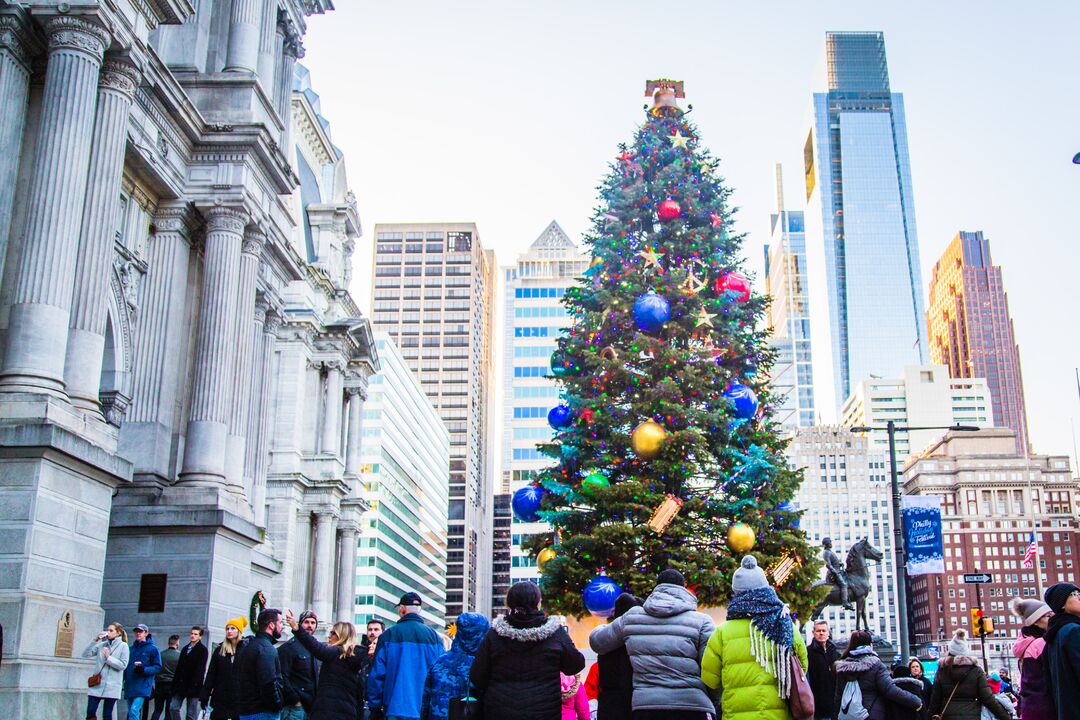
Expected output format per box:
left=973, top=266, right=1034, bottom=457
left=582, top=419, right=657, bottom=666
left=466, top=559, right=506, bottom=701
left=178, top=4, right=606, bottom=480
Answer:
left=832, top=653, right=920, bottom=720
left=470, top=612, right=586, bottom=720
left=910, top=675, right=933, bottom=720
left=590, top=583, right=715, bottom=714
left=596, top=640, right=634, bottom=720
left=235, top=632, right=284, bottom=715
left=890, top=677, right=926, bottom=720
left=1012, top=633, right=1054, bottom=720
left=158, top=646, right=181, bottom=690
left=927, top=655, right=1011, bottom=720
left=1044, top=618, right=1080, bottom=720
left=202, top=644, right=245, bottom=719
left=124, top=635, right=163, bottom=699
left=293, top=627, right=366, bottom=720
left=984, top=693, right=1015, bottom=719
left=172, top=641, right=209, bottom=699
left=421, top=612, right=489, bottom=720
left=702, top=616, right=808, bottom=720
left=808, top=639, right=839, bottom=719
left=561, top=674, right=590, bottom=720
left=278, top=634, right=319, bottom=709
left=83, top=636, right=129, bottom=700
left=368, top=613, right=445, bottom=719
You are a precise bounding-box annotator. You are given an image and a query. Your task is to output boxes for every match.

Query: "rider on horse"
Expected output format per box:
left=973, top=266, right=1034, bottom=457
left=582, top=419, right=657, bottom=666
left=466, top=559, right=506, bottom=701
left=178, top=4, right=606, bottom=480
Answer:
left=822, top=538, right=854, bottom=611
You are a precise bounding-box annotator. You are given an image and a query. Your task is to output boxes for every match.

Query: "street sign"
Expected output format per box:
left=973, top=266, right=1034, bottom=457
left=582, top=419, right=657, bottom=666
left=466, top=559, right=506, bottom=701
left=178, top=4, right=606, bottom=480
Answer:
left=963, top=573, right=992, bottom=584
left=926, top=645, right=939, bottom=660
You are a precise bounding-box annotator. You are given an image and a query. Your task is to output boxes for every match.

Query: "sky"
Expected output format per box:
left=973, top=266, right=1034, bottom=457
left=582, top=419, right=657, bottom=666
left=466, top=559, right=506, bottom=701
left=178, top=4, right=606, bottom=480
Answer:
left=302, top=1, right=1080, bottom=463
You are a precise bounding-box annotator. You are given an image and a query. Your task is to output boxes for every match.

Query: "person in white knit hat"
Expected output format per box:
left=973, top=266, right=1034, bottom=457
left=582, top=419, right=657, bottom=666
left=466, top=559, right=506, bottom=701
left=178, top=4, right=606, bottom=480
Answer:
left=1010, top=596, right=1054, bottom=720
left=927, top=629, right=1010, bottom=720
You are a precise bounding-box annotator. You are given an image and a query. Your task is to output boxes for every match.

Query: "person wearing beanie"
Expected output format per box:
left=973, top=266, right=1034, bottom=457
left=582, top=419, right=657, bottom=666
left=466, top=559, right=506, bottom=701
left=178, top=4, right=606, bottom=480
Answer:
left=590, top=568, right=716, bottom=718
left=1010, top=596, right=1054, bottom=720
left=906, top=657, right=933, bottom=720
left=889, top=662, right=927, bottom=720
left=595, top=593, right=643, bottom=720
left=700, top=556, right=809, bottom=720
left=926, top=629, right=1010, bottom=720
left=830, top=630, right=920, bottom=720
left=279, top=610, right=320, bottom=718
left=201, top=617, right=247, bottom=719
left=1044, top=581, right=1080, bottom=720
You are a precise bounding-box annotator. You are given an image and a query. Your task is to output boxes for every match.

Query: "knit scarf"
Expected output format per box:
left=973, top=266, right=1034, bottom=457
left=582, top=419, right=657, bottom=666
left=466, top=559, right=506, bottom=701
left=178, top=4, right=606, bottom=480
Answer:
left=727, top=586, right=795, bottom=699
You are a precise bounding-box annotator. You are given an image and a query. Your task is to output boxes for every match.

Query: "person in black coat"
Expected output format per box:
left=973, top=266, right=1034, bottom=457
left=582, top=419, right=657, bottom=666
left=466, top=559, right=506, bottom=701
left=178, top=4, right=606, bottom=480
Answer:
left=201, top=618, right=248, bottom=719
left=906, top=658, right=933, bottom=720
left=470, top=581, right=585, bottom=720
left=279, top=610, right=320, bottom=715
left=170, top=627, right=209, bottom=720
left=284, top=610, right=366, bottom=720
left=890, top=665, right=925, bottom=720
left=596, top=593, right=641, bottom=720
left=807, top=620, right=840, bottom=720
left=236, top=609, right=285, bottom=717
left=832, top=631, right=921, bottom=720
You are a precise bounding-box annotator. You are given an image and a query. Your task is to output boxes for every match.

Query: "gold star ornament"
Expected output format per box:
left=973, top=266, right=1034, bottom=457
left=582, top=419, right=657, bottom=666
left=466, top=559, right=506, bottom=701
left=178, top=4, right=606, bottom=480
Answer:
left=695, top=306, right=716, bottom=328
left=637, top=246, right=665, bottom=274
left=670, top=130, right=690, bottom=150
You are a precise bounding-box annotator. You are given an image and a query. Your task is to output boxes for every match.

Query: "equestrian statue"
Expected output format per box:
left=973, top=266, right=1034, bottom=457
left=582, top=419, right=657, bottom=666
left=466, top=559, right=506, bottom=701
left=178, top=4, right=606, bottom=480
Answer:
left=808, top=537, right=884, bottom=633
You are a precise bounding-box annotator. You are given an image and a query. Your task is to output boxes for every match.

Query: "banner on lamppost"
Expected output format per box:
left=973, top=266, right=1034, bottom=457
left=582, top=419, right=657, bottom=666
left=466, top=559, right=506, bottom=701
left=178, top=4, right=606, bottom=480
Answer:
left=901, top=495, right=944, bottom=576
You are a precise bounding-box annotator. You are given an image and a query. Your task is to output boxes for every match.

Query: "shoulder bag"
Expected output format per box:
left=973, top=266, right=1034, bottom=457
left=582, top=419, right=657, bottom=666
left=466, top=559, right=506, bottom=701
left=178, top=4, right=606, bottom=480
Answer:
left=787, top=653, right=816, bottom=720
left=87, top=641, right=108, bottom=688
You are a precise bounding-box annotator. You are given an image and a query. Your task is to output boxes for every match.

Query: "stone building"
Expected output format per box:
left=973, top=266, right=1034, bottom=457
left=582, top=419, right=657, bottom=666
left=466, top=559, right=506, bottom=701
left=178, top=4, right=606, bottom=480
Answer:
left=0, top=1, right=378, bottom=715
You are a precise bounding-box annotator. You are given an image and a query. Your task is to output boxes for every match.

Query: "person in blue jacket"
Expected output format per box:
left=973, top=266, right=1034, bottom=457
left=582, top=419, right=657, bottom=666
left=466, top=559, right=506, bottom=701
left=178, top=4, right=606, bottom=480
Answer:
left=124, top=624, right=162, bottom=720
left=367, top=592, right=445, bottom=720
left=420, top=612, right=489, bottom=720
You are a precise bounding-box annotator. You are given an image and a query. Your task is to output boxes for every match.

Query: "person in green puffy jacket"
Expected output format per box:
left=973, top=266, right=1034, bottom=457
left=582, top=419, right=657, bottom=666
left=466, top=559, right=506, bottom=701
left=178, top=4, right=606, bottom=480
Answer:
left=701, top=556, right=808, bottom=720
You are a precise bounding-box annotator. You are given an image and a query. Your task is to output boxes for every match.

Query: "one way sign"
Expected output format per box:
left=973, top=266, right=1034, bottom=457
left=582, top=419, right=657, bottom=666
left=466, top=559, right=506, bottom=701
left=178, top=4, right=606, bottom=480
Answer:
left=963, top=573, right=993, bottom=584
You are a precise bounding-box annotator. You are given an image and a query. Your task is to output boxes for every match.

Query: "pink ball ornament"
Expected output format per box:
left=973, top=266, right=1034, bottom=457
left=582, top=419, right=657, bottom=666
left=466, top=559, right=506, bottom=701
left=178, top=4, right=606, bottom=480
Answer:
left=716, top=271, right=751, bottom=303
left=657, top=199, right=682, bottom=222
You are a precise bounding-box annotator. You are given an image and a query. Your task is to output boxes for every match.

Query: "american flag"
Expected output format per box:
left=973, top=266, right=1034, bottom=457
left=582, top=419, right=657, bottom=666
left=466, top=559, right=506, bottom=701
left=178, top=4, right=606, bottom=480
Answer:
left=1022, top=531, right=1038, bottom=568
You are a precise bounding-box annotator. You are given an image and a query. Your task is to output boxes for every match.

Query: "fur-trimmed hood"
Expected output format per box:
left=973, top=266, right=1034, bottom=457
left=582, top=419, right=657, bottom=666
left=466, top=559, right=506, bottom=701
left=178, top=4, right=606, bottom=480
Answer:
left=940, top=653, right=977, bottom=668
left=492, top=615, right=563, bottom=643
left=834, top=654, right=883, bottom=674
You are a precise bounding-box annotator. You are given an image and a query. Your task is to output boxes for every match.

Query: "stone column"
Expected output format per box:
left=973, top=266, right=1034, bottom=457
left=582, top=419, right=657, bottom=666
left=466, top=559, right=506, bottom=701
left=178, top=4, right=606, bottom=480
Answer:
left=344, top=385, right=366, bottom=478
left=244, top=296, right=269, bottom=497
left=311, top=511, right=338, bottom=622
left=335, top=523, right=359, bottom=621
left=256, top=0, right=278, bottom=91
left=225, top=225, right=266, bottom=493
left=250, top=307, right=279, bottom=527
left=275, top=25, right=302, bottom=153
left=224, top=0, right=261, bottom=73
left=65, top=56, right=140, bottom=413
left=0, top=17, right=111, bottom=397
left=180, top=205, right=246, bottom=485
left=320, top=362, right=343, bottom=456
left=0, top=9, right=36, bottom=284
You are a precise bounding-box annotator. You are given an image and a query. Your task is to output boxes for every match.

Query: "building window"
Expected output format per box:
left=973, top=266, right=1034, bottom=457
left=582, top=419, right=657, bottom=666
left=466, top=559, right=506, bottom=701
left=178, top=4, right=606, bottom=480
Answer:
left=138, top=574, right=168, bottom=613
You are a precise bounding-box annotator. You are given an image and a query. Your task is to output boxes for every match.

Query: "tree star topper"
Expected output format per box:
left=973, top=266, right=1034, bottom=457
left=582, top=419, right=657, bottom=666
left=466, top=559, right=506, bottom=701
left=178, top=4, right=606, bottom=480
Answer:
left=670, top=130, right=690, bottom=150
left=637, top=246, right=665, bottom=274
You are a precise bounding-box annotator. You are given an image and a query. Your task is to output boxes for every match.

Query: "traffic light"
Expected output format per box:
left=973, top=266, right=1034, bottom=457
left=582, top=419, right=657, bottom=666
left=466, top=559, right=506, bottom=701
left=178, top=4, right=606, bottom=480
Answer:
left=970, top=608, right=984, bottom=637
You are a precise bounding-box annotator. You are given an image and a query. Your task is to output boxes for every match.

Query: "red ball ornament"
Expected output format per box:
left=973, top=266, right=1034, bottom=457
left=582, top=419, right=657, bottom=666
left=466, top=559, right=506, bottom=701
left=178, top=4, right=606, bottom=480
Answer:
left=579, top=408, right=596, bottom=425
left=716, top=271, right=751, bottom=303
left=657, top=199, right=682, bottom=222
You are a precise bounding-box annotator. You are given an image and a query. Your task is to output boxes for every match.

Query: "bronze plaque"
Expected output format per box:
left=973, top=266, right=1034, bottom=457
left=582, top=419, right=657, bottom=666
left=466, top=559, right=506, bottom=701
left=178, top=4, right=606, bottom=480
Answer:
left=55, top=610, right=75, bottom=657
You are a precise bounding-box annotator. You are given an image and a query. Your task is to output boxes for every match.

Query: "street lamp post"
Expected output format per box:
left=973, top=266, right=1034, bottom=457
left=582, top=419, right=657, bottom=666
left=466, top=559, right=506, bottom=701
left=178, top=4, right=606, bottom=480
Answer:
left=850, top=422, right=980, bottom=661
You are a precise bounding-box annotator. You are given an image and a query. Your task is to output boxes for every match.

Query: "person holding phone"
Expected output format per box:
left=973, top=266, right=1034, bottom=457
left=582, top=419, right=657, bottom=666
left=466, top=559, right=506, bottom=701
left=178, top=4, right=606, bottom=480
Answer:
left=83, top=622, right=129, bottom=720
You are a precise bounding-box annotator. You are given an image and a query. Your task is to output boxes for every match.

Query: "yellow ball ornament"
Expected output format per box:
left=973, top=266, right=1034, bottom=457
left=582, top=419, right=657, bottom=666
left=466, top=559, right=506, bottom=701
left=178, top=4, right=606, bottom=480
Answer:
left=727, top=523, right=756, bottom=553
left=537, top=547, right=557, bottom=571
left=631, top=420, right=667, bottom=460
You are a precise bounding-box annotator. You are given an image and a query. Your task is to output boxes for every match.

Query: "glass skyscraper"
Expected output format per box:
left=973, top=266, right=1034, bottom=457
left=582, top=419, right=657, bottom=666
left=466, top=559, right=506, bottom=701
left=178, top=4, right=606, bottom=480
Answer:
left=804, top=32, right=928, bottom=418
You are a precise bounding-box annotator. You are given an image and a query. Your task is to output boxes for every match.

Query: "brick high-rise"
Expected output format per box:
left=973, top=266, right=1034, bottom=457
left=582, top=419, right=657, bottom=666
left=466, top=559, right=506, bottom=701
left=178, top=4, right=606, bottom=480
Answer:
left=927, top=231, right=1030, bottom=453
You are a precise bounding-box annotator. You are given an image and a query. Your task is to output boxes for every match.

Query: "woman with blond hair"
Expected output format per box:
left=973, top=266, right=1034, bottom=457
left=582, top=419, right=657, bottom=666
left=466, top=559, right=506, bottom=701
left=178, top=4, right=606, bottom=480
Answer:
left=83, top=622, right=129, bottom=720
left=201, top=617, right=248, bottom=719
left=284, top=610, right=365, bottom=720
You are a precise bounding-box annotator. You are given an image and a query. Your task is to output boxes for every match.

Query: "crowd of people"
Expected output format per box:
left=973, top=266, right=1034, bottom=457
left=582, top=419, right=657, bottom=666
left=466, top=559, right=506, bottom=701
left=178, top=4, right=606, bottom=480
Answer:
left=79, top=572, right=1080, bottom=720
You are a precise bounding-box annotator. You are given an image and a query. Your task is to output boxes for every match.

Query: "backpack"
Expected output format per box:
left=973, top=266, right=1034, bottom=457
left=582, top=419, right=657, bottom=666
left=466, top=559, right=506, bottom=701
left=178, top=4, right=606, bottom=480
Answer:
left=838, top=678, right=869, bottom=720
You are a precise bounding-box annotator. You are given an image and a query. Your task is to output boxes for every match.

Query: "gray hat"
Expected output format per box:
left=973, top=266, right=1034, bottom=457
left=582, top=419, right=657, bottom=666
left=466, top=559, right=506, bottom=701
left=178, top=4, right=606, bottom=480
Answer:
left=732, top=555, right=769, bottom=595
left=134, top=624, right=149, bottom=633
left=1010, top=597, right=1052, bottom=627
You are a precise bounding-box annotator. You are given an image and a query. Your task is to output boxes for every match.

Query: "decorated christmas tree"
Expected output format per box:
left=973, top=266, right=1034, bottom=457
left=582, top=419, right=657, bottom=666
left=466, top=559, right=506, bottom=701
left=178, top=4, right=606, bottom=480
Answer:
left=521, top=80, right=820, bottom=619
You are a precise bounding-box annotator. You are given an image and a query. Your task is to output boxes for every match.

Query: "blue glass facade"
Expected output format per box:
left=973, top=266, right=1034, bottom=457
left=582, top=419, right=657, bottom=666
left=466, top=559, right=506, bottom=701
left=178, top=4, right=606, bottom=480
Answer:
left=805, top=32, right=928, bottom=414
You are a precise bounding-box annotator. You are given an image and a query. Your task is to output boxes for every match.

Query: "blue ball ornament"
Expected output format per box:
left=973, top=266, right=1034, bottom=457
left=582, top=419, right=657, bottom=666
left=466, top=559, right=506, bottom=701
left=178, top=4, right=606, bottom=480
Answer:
left=511, top=485, right=546, bottom=523
left=723, top=383, right=759, bottom=419
left=633, top=293, right=670, bottom=333
left=547, top=404, right=574, bottom=429
left=776, top=501, right=800, bottom=528
left=582, top=573, right=623, bottom=617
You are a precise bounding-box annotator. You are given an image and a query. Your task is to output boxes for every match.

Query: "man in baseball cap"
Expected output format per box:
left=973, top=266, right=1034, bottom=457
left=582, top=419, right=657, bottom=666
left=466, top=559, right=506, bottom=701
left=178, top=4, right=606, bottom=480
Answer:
left=368, top=591, right=444, bottom=719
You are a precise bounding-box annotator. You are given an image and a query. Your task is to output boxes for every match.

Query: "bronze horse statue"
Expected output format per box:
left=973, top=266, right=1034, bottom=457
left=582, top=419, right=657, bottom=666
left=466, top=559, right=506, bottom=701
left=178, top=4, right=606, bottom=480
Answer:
left=808, top=537, right=885, bottom=632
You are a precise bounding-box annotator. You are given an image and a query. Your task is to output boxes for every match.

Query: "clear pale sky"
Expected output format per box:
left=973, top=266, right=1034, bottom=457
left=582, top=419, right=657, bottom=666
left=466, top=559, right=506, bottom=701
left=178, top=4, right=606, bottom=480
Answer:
left=303, top=1, right=1080, bottom=464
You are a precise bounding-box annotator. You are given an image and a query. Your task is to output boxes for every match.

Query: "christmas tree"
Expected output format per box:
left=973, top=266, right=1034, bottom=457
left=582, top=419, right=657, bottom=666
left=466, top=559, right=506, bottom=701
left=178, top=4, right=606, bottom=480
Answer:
left=522, top=80, right=820, bottom=618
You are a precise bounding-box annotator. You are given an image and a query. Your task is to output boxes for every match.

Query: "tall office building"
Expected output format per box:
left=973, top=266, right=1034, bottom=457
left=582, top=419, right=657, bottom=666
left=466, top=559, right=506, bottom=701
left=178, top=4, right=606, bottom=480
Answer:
left=499, top=221, right=587, bottom=599
left=356, top=334, right=449, bottom=628
left=927, top=231, right=1030, bottom=454
left=803, top=32, right=928, bottom=417
left=904, top=429, right=1077, bottom=666
left=370, top=223, right=496, bottom=618
left=840, top=365, right=995, bottom=461
left=788, top=427, right=898, bottom=645
left=765, top=164, right=815, bottom=432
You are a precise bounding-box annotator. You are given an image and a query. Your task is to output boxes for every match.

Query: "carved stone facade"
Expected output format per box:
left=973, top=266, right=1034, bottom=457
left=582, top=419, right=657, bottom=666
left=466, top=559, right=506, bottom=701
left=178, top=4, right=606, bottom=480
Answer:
left=0, top=1, right=376, bottom=717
